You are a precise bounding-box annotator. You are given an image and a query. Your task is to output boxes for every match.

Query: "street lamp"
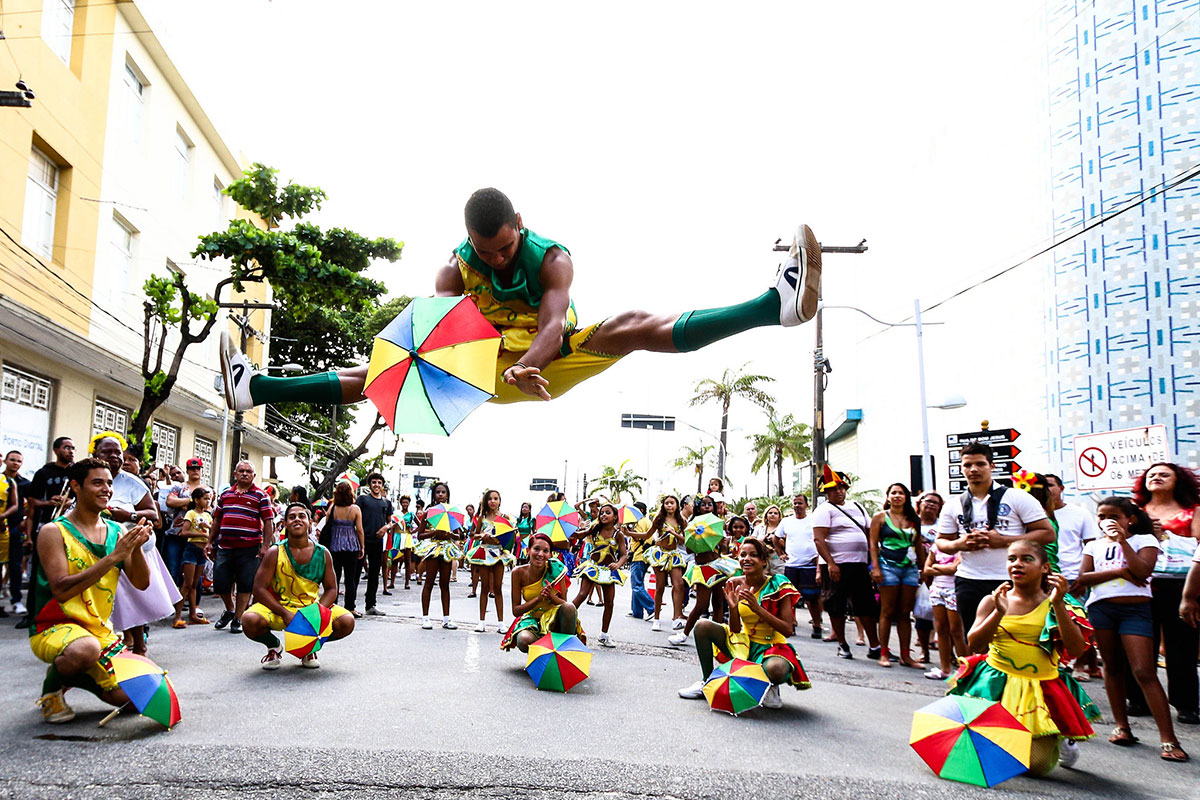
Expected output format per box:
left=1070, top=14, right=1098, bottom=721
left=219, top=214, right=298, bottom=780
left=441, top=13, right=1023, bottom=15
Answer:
left=680, top=421, right=742, bottom=484
left=820, top=299, right=965, bottom=494
left=201, top=407, right=229, bottom=487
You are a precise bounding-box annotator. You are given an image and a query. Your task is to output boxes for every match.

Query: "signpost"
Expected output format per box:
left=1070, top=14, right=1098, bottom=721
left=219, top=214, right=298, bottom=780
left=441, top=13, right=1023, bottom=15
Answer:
left=530, top=478, right=559, bottom=492
left=946, top=427, right=1020, bottom=496
left=620, top=414, right=675, bottom=431
left=1072, top=425, right=1169, bottom=491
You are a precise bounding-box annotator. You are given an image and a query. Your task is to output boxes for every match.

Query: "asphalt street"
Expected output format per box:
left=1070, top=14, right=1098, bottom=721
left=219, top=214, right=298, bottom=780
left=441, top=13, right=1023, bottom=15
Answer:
left=1, top=573, right=1197, bottom=799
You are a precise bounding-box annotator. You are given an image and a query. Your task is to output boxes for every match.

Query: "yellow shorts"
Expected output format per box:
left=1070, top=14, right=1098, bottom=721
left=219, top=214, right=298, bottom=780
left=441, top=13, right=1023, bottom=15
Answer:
left=491, top=321, right=624, bottom=404
left=244, top=602, right=350, bottom=631
left=0, top=530, right=8, bottom=563
left=29, top=624, right=122, bottom=691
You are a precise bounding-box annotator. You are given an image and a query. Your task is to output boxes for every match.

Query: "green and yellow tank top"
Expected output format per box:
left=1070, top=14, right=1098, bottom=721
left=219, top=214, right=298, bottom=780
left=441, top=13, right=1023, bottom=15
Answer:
left=454, top=228, right=578, bottom=352
left=31, top=518, right=122, bottom=639
left=879, top=516, right=918, bottom=567
left=271, top=539, right=330, bottom=608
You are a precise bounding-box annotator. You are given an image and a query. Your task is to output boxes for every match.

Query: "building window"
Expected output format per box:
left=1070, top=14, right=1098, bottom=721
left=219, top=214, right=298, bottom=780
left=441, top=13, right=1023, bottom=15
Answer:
left=2, top=365, right=52, bottom=410
left=105, top=215, right=135, bottom=307
left=193, top=436, right=216, bottom=486
left=122, top=61, right=145, bottom=150
left=174, top=127, right=193, bottom=199
left=93, top=398, right=130, bottom=436
left=151, top=421, right=179, bottom=467
left=41, top=0, right=74, bottom=64
left=212, top=178, right=225, bottom=229
left=22, top=148, right=58, bottom=260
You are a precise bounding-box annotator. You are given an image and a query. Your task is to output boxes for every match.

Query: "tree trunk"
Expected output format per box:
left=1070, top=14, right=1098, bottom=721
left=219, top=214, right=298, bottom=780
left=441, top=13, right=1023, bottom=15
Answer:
left=696, top=464, right=702, bottom=495
left=776, top=446, right=784, bottom=497
left=717, top=401, right=730, bottom=480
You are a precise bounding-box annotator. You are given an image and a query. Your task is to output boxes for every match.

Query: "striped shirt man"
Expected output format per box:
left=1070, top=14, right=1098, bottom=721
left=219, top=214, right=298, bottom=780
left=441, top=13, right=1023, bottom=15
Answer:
left=213, top=483, right=273, bottom=549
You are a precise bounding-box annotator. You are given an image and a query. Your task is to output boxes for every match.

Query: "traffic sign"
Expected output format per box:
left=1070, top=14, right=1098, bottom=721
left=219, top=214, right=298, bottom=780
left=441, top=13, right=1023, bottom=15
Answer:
left=621, top=413, right=675, bottom=431
left=1072, top=425, right=1169, bottom=491
left=948, top=478, right=1013, bottom=495
left=530, top=478, right=559, bottom=492
left=948, top=461, right=1021, bottom=479
left=948, top=445, right=1020, bottom=464
left=946, top=429, right=1020, bottom=447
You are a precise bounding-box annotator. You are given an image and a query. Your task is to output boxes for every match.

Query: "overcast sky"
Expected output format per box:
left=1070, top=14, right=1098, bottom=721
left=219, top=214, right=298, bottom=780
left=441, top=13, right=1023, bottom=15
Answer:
left=140, top=1, right=1054, bottom=506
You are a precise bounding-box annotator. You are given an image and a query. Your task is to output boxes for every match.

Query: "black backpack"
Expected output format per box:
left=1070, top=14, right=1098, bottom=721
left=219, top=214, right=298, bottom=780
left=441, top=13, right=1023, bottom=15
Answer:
left=959, top=485, right=1006, bottom=531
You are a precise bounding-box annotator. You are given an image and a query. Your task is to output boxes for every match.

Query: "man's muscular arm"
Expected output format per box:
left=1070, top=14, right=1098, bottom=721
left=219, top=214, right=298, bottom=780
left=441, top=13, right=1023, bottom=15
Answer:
left=435, top=256, right=466, bottom=296
left=503, top=249, right=572, bottom=400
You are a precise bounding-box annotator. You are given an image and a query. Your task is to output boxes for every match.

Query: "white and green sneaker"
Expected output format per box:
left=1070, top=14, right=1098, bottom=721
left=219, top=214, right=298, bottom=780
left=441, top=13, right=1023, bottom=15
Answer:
left=219, top=330, right=255, bottom=411
left=776, top=224, right=822, bottom=326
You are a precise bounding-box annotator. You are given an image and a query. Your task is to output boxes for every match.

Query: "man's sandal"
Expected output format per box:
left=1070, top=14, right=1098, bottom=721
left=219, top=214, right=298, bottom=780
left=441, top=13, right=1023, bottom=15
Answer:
left=1160, top=742, right=1189, bottom=762
left=1108, top=727, right=1138, bottom=746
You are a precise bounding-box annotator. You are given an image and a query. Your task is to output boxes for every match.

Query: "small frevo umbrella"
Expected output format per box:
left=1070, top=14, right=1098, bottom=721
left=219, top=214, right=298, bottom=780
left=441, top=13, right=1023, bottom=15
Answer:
left=684, top=513, right=724, bottom=554
left=284, top=603, right=334, bottom=659
left=535, top=501, right=582, bottom=545
left=334, top=473, right=359, bottom=493
left=702, top=658, right=770, bottom=716
left=364, top=296, right=502, bottom=436
left=910, top=695, right=1031, bottom=788
left=525, top=632, right=593, bottom=692
left=103, top=652, right=182, bottom=729
left=491, top=516, right=517, bottom=550
left=425, top=504, right=467, bottom=533
left=616, top=504, right=644, bottom=525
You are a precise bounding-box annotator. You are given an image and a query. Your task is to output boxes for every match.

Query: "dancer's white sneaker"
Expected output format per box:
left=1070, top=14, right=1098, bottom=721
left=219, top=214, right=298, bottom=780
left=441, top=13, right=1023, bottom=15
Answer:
left=219, top=331, right=255, bottom=411
left=775, top=224, right=822, bottom=326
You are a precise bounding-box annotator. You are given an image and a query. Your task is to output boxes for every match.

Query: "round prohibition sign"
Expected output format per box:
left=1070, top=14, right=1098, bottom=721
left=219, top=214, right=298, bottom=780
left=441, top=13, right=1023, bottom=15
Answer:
left=1078, top=447, right=1107, bottom=478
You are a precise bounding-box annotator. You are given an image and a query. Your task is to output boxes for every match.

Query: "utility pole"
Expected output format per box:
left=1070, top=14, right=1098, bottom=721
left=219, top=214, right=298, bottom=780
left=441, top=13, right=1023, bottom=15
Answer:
left=217, top=299, right=274, bottom=484
left=773, top=237, right=868, bottom=502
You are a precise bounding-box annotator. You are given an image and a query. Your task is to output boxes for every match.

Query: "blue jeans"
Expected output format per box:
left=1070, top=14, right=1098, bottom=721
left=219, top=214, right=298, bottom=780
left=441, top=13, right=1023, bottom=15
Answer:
left=629, top=561, right=653, bottom=618
left=163, top=534, right=187, bottom=587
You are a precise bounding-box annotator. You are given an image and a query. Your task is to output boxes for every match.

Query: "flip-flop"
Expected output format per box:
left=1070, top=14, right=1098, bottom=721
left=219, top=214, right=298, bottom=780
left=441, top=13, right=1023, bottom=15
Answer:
left=1161, top=742, right=1189, bottom=762
left=1108, top=727, right=1138, bottom=746
left=171, top=620, right=187, bottom=629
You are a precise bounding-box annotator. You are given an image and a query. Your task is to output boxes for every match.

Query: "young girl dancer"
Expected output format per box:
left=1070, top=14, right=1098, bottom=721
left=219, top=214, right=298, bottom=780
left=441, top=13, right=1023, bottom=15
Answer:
left=468, top=489, right=516, bottom=633
left=647, top=495, right=688, bottom=633
left=501, top=533, right=584, bottom=651
left=677, top=537, right=811, bottom=709
left=948, top=541, right=1100, bottom=774
left=570, top=503, right=628, bottom=647
left=1078, top=497, right=1188, bottom=762
left=416, top=482, right=463, bottom=630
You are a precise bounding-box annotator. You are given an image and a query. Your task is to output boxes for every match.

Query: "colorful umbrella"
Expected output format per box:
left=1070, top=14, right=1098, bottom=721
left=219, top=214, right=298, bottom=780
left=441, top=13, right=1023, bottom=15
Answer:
left=536, top=501, right=582, bottom=545
left=525, top=632, right=593, bottom=692
left=685, top=513, right=725, bottom=553
left=312, top=498, right=329, bottom=508
left=363, top=296, right=503, bottom=436
left=108, top=652, right=182, bottom=729
left=284, top=603, right=334, bottom=659
left=425, top=503, right=467, bottom=533
left=910, top=695, right=1031, bottom=787
left=334, top=472, right=359, bottom=493
left=702, top=658, right=770, bottom=716
left=616, top=504, right=644, bottom=525
left=491, top=516, right=517, bottom=550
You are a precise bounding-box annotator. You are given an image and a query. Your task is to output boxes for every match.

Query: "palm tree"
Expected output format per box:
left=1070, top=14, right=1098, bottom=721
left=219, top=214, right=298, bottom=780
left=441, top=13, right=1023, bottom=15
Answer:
left=668, top=443, right=716, bottom=494
left=586, top=459, right=646, bottom=503
left=747, top=412, right=812, bottom=496
left=689, top=364, right=775, bottom=481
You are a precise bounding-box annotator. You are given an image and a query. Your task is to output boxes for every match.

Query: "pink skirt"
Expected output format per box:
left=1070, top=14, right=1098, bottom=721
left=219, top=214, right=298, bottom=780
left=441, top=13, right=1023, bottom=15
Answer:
left=111, top=536, right=183, bottom=630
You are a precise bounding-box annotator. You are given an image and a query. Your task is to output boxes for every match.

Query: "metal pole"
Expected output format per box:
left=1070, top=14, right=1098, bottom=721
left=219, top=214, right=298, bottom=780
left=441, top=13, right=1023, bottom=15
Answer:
left=915, top=299, right=934, bottom=493
left=216, top=406, right=229, bottom=490
left=811, top=301, right=825, bottom=504
left=228, top=301, right=249, bottom=484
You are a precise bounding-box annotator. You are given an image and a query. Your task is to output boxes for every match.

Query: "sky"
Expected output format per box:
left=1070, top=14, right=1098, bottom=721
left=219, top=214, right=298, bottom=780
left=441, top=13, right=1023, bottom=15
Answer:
left=138, top=1, right=1057, bottom=507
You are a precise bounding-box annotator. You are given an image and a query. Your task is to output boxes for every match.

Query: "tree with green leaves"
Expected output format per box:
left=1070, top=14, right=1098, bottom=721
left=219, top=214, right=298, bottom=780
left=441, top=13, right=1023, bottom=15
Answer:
left=586, top=459, right=646, bottom=503
left=688, top=364, right=775, bottom=481
left=747, top=411, right=811, bottom=497
left=668, top=443, right=716, bottom=495
left=128, top=162, right=402, bottom=461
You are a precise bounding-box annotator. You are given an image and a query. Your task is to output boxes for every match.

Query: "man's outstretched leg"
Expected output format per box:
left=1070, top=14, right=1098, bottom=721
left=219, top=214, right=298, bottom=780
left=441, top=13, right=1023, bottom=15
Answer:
left=220, top=224, right=821, bottom=409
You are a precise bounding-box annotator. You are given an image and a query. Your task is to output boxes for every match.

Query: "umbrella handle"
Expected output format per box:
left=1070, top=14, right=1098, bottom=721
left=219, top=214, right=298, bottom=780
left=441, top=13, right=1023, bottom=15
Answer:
left=98, top=703, right=126, bottom=727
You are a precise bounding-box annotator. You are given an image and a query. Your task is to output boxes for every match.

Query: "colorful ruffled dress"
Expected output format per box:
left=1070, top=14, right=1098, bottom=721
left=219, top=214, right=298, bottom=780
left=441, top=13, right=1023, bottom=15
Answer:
left=500, top=559, right=585, bottom=650
left=465, top=517, right=517, bottom=567
left=413, top=526, right=463, bottom=562
left=684, top=552, right=739, bottom=587
left=647, top=524, right=687, bottom=571
left=947, top=597, right=1099, bottom=739
left=572, top=530, right=626, bottom=585
left=715, top=574, right=811, bottom=690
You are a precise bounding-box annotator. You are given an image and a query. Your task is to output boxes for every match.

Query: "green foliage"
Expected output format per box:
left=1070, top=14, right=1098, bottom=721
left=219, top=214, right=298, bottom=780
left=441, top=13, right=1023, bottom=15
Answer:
left=747, top=411, right=812, bottom=496
left=586, top=460, right=646, bottom=503
left=224, top=162, right=326, bottom=228
left=729, top=496, right=793, bottom=515
left=689, top=363, right=775, bottom=480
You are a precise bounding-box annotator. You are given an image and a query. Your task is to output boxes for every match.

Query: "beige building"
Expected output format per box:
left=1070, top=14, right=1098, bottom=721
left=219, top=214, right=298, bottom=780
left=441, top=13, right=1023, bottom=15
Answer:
left=0, top=0, right=291, bottom=483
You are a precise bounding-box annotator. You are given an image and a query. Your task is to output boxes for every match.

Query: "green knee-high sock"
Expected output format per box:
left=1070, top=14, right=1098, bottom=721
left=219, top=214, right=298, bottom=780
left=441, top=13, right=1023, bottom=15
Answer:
left=671, top=289, right=781, bottom=353
left=248, top=372, right=343, bottom=406
left=42, top=665, right=63, bottom=695
left=253, top=631, right=281, bottom=649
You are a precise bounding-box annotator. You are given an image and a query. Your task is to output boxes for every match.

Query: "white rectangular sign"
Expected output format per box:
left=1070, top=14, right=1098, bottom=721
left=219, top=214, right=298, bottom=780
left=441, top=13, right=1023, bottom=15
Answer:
left=1073, top=425, right=1170, bottom=491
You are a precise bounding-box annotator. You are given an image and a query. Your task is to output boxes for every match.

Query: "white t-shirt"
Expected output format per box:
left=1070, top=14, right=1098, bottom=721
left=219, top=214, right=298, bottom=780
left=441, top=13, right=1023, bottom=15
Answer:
left=934, top=484, right=1049, bottom=581
left=111, top=470, right=150, bottom=514
left=1053, top=504, right=1100, bottom=580
left=1083, top=534, right=1159, bottom=605
left=810, top=501, right=870, bottom=564
left=777, top=515, right=817, bottom=567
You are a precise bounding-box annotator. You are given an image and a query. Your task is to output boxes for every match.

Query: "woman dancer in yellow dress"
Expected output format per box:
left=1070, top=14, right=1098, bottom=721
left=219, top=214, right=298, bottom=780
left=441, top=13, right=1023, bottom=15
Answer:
left=647, top=495, right=688, bottom=633
left=468, top=489, right=516, bottom=633
left=948, top=540, right=1100, bottom=774
left=677, top=537, right=811, bottom=709
left=501, top=533, right=583, bottom=652
left=570, top=503, right=628, bottom=648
